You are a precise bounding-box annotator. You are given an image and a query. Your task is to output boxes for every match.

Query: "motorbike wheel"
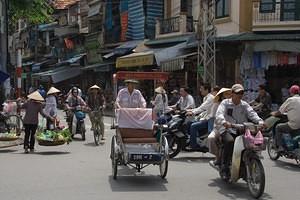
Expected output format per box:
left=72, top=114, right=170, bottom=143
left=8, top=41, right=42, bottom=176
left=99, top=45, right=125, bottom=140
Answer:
left=267, top=138, right=280, bottom=160
left=246, top=157, right=265, bottom=199
left=167, top=136, right=182, bottom=158
left=81, top=123, right=86, bottom=141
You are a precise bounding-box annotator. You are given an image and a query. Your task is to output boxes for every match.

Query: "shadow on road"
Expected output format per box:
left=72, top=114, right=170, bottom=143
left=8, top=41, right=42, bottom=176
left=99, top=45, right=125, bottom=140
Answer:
left=0, top=149, right=18, bottom=153
left=33, top=151, right=71, bottom=156
left=170, top=156, right=214, bottom=163
left=108, top=166, right=168, bottom=192
left=208, top=178, right=272, bottom=200
left=273, top=160, right=300, bottom=172
left=84, top=142, right=105, bottom=147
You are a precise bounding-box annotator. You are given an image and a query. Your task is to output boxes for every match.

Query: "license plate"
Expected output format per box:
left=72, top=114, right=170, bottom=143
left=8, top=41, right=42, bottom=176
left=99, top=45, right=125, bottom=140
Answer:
left=130, top=153, right=161, bottom=162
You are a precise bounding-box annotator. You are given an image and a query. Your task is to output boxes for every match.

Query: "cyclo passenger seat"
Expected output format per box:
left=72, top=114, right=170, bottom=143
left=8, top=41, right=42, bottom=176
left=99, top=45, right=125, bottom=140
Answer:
left=116, top=108, right=157, bottom=144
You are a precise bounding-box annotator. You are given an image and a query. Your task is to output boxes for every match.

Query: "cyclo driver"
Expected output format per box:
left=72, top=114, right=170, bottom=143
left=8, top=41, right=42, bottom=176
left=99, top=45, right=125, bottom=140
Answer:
left=215, top=84, right=264, bottom=179
left=65, top=87, right=87, bottom=133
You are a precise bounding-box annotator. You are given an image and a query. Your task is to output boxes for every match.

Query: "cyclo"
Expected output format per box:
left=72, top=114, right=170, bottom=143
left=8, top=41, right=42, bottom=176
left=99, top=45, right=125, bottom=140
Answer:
left=110, top=71, right=169, bottom=179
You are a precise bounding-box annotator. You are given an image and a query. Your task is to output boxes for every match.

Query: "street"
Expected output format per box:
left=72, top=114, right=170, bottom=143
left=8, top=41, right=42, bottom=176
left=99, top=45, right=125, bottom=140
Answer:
left=0, top=111, right=300, bottom=200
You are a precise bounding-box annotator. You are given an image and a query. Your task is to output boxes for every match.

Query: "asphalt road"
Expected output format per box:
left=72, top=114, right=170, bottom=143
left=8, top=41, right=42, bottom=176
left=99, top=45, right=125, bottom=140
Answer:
left=0, top=110, right=300, bottom=200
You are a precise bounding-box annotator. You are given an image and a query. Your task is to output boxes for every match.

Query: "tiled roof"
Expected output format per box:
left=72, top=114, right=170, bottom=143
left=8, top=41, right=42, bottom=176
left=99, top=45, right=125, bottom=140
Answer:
left=52, top=0, right=79, bottom=9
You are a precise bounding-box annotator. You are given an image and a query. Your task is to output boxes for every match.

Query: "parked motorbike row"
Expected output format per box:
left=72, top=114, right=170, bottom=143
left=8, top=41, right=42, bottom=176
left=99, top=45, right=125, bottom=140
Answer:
left=157, top=109, right=300, bottom=199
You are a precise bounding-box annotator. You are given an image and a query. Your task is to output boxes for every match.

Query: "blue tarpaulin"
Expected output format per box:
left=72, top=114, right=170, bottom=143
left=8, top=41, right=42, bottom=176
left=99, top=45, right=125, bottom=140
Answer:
left=0, top=70, right=9, bottom=83
left=146, top=0, right=164, bottom=39
left=127, top=0, right=145, bottom=40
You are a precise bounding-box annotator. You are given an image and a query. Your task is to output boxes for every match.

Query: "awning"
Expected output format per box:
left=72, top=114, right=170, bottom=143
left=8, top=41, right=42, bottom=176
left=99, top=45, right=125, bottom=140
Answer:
left=88, top=2, right=102, bottom=18
left=145, top=34, right=195, bottom=46
left=32, top=66, right=82, bottom=83
left=38, top=22, right=58, bottom=32
left=81, top=62, right=114, bottom=72
left=103, top=40, right=142, bottom=59
left=252, top=41, right=300, bottom=53
left=160, top=52, right=197, bottom=72
left=116, top=51, right=154, bottom=68
left=154, top=42, right=187, bottom=66
left=54, top=26, right=79, bottom=37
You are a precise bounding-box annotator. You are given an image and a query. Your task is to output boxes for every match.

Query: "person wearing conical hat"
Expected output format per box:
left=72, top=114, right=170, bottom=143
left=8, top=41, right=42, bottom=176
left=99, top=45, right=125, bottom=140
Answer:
left=87, top=84, right=106, bottom=140
left=18, top=91, right=54, bottom=153
left=44, top=87, right=61, bottom=130
left=115, top=79, right=146, bottom=108
left=151, top=86, right=169, bottom=117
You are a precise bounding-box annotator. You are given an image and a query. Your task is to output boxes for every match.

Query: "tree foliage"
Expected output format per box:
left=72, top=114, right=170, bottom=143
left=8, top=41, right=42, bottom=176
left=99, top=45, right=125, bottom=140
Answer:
left=9, top=0, right=53, bottom=26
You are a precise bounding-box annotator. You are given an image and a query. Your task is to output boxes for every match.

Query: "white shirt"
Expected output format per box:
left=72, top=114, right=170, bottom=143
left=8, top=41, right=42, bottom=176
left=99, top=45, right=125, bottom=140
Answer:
left=279, top=94, right=300, bottom=129
left=192, top=93, right=214, bottom=118
left=116, top=88, right=146, bottom=108
left=177, top=94, right=195, bottom=110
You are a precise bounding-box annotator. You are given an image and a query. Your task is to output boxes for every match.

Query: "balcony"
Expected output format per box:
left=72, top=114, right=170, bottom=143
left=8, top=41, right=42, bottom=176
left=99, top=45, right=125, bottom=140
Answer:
left=252, top=0, right=300, bottom=32
left=155, top=15, right=194, bottom=39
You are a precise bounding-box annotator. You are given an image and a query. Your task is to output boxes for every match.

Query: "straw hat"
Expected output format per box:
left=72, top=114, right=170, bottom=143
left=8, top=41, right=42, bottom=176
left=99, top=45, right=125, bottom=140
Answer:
left=89, top=85, right=101, bottom=90
left=155, top=86, right=166, bottom=94
left=47, top=87, right=61, bottom=95
left=27, top=91, right=44, bottom=101
left=214, top=88, right=232, bottom=101
left=124, top=79, right=139, bottom=84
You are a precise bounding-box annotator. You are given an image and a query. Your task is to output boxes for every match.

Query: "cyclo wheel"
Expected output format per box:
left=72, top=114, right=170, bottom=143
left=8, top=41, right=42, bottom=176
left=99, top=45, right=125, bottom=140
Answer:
left=159, top=136, right=169, bottom=179
left=267, top=137, right=280, bottom=161
left=111, top=135, right=118, bottom=180
left=247, top=157, right=265, bottom=199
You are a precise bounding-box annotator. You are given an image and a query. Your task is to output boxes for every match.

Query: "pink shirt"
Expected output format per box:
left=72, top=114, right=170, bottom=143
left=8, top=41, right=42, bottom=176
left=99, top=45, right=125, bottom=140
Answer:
left=116, top=88, right=146, bottom=108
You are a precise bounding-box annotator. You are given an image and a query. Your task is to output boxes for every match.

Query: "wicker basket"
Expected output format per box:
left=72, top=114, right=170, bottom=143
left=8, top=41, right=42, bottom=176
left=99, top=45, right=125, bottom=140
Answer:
left=37, top=139, right=66, bottom=146
left=0, top=136, right=20, bottom=141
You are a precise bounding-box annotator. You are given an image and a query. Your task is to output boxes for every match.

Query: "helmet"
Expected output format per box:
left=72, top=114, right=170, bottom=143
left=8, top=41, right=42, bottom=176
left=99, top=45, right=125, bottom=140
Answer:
left=289, top=85, right=300, bottom=95
left=71, top=87, right=79, bottom=95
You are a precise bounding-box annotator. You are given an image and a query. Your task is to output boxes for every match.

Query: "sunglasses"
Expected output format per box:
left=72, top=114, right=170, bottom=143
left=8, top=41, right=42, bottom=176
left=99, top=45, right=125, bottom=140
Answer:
left=234, top=91, right=244, bottom=95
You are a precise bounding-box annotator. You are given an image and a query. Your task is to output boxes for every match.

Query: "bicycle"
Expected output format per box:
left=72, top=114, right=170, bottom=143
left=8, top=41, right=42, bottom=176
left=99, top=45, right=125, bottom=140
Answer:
left=90, top=107, right=104, bottom=145
left=1, top=113, right=24, bottom=135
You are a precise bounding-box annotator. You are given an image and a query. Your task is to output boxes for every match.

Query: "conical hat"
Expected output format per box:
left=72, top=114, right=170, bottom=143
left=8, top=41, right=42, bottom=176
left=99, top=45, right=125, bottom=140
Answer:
left=27, top=91, right=44, bottom=101
left=47, top=87, right=60, bottom=95
left=155, top=86, right=166, bottom=94
left=214, top=88, right=232, bottom=101
left=89, top=85, right=101, bottom=90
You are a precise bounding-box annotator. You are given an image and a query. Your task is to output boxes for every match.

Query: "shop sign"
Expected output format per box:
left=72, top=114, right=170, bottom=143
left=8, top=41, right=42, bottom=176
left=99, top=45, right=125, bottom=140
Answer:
left=116, top=54, right=154, bottom=68
left=115, top=71, right=169, bottom=81
left=22, top=73, right=27, bottom=79
left=197, top=64, right=204, bottom=76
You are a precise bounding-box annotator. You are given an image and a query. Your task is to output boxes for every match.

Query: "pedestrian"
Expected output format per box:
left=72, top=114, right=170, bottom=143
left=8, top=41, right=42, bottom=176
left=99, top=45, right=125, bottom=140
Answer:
left=152, top=86, right=169, bottom=117
left=19, top=91, right=53, bottom=153
left=38, top=85, right=46, bottom=98
left=44, top=87, right=60, bottom=130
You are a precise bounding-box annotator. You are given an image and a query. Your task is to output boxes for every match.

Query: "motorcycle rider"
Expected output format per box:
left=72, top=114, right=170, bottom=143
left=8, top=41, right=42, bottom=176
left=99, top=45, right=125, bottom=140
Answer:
left=115, top=79, right=146, bottom=108
left=271, top=85, right=300, bottom=151
left=250, top=84, right=272, bottom=119
left=185, top=83, right=218, bottom=150
left=87, top=85, right=106, bottom=140
left=170, top=87, right=195, bottom=110
left=215, top=84, right=264, bottom=179
left=65, top=87, right=86, bottom=134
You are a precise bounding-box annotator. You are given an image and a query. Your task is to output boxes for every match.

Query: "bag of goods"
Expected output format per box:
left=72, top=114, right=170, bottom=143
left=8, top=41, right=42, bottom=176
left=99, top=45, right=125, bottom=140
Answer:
left=36, top=128, right=71, bottom=146
left=0, top=131, right=20, bottom=141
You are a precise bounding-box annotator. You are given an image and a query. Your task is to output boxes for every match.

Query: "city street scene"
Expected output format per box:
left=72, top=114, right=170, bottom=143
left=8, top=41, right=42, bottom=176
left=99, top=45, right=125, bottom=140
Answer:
left=1, top=0, right=300, bottom=200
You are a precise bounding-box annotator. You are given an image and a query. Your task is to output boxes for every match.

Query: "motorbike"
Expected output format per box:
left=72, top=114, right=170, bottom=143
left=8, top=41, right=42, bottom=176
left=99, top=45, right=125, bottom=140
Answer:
left=267, top=116, right=300, bottom=163
left=163, top=110, right=209, bottom=158
left=209, top=123, right=266, bottom=199
left=66, top=105, right=86, bottom=140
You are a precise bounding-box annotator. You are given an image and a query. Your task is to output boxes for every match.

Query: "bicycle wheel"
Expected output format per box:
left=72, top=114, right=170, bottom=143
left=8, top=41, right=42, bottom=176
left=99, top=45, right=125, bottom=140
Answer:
left=93, top=125, right=100, bottom=146
left=6, top=115, right=23, bottom=135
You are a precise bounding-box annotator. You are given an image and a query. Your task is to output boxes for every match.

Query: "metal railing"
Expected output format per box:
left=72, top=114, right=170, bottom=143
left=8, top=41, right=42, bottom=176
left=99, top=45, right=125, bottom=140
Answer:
left=159, top=16, right=181, bottom=34
left=253, top=1, right=300, bottom=24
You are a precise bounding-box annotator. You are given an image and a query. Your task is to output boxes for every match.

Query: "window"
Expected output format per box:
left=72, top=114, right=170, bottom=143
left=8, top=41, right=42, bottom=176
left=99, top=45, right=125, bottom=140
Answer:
left=260, top=0, right=276, bottom=13
left=281, top=0, right=300, bottom=21
left=216, top=0, right=229, bottom=19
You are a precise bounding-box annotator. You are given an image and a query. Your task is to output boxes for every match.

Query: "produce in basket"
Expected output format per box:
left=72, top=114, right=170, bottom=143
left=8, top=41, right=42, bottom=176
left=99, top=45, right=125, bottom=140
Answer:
left=36, top=128, right=71, bottom=144
left=0, top=131, right=19, bottom=141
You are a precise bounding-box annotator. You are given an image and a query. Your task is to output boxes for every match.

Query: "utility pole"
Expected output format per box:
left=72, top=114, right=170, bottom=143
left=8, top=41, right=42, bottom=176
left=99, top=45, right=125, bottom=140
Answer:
left=16, top=19, right=22, bottom=98
left=197, top=0, right=216, bottom=87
